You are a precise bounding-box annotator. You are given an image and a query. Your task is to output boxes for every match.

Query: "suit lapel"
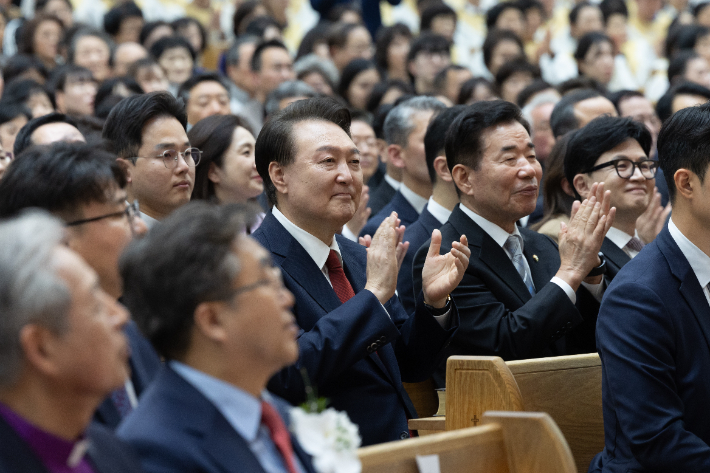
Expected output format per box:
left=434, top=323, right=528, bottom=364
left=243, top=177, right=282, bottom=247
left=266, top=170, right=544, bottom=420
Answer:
left=0, top=416, right=49, bottom=473
left=601, top=237, right=631, bottom=272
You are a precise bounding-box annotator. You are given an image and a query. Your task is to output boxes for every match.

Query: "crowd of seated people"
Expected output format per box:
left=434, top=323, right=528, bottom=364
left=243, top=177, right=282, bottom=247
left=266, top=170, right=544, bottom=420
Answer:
left=0, top=0, right=708, bottom=471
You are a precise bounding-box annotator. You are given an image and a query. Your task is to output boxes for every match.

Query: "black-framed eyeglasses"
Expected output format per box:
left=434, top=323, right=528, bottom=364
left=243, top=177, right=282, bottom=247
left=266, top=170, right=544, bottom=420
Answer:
left=66, top=201, right=140, bottom=228
left=230, top=263, right=285, bottom=298
left=0, top=151, right=13, bottom=162
left=585, top=158, right=658, bottom=180
left=130, top=148, right=202, bottom=169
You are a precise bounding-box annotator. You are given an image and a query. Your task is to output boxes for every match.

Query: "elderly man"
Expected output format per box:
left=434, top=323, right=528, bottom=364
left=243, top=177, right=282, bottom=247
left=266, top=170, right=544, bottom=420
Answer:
left=550, top=89, right=618, bottom=138
left=13, top=112, right=85, bottom=157
left=0, top=212, right=143, bottom=471
left=253, top=97, right=469, bottom=446
left=103, top=91, right=196, bottom=228
left=589, top=96, right=710, bottom=473
left=413, top=100, right=613, bottom=387
left=117, top=203, right=318, bottom=473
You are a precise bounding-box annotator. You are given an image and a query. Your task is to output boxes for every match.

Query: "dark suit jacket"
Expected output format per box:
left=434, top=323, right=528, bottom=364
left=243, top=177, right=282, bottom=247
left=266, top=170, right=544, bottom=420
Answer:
left=367, top=178, right=397, bottom=217
left=589, top=227, right=710, bottom=473
left=600, top=237, right=631, bottom=284
left=94, top=321, right=162, bottom=429
left=0, top=414, right=144, bottom=473
left=413, top=205, right=599, bottom=387
left=253, top=212, right=458, bottom=446
left=117, top=367, right=317, bottom=473
left=360, top=190, right=419, bottom=238
left=398, top=206, right=442, bottom=314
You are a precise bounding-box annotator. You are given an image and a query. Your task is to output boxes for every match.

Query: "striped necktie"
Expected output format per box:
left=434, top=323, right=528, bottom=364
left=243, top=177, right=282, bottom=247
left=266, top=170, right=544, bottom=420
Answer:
left=504, top=234, right=536, bottom=296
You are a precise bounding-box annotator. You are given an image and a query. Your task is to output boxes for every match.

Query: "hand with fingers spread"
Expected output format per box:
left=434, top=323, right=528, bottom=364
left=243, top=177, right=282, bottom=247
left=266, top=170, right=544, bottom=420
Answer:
left=364, top=212, right=409, bottom=303
left=421, top=230, right=470, bottom=308
left=557, top=182, right=616, bottom=289
left=636, top=188, right=671, bottom=244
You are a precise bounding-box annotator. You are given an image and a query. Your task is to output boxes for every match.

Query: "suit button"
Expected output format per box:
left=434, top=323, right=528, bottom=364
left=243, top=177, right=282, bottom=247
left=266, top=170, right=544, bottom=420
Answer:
left=369, top=343, right=377, bottom=351
left=379, top=336, right=386, bottom=343
left=399, top=431, right=409, bottom=440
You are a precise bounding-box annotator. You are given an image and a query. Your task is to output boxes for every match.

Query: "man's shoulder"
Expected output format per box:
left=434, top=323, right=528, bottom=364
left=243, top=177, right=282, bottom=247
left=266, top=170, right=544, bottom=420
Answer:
left=86, top=423, right=146, bottom=473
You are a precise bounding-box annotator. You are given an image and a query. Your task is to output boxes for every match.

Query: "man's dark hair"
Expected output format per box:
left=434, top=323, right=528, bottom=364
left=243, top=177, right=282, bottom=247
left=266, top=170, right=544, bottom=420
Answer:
left=0, top=101, right=31, bottom=128
left=667, top=50, right=701, bottom=84
left=3, top=79, right=53, bottom=109
left=482, top=29, right=524, bottom=71
left=13, top=113, right=81, bottom=157
left=574, top=31, right=613, bottom=61
left=177, top=72, right=230, bottom=104
left=656, top=81, right=710, bottom=123
left=569, top=1, right=599, bottom=26
left=46, top=64, right=94, bottom=95
left=608, top=89, right=644, bottom=113
left=599, top=0, right=628, bottom=23
left=102, top=91, right=187, bottom=158
left=0, top=141, right=125, bottom=221
left=139, top=20, right=172, bottom=46
left=255, top=97, right=351, bottom=206
left=516, top=79, right=554, bottom=107
left=425, top=104, right=467, bottom=184
left=421, top=2, right=457, bottom=32
left=337, top=59, right=378, bottom=104
left=374, top=23, right=412, bottom=74
left=549, top=88, right=602, bottom=138
left=103, top=1, right=143, bottom=37
left=120, top=202, right=254, bottom=360
left=172, top=17, right=207, bottom=54
left=225, top=35, right=260, bottom=66
left=557, top=76, right=606, bottom=95
left=365, top=79, right=413, bottom=113
left=326, top=22, right=362, bottom=50
left=3, top=54, right=49, bottom=83
left=457, top=77, right=495, bottom=104
left=233, top=0, right=263, bottom=37
left=251, top=39, right=289, bottom=72
left=94, top=76, right=144, bottom=112
left=67, top=29, right=113, bottom=65
left=694, top=1, right=710, bottom=18
left=149, top=35, right=196, bottom=62
left=372, top=103, right=394, bottom=140
left=495, top=58, right=540, bottom=90
left=563, top=115, right=652, bottom=197
left=657, top=101, right=710, bottom=202
left=244, top=16, right=282, bottom=39
left=445, top=100, right=530, bottom=193
left=407, top=32, right=450, bottom=64
left=433, top=64, right=467, bottom=94
left=486, top=1, right=524, bottom=30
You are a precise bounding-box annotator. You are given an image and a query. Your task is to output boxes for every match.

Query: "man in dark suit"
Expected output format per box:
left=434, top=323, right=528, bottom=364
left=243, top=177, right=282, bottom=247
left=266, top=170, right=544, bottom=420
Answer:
left=0, top=142, right=161, bottom=429
left=398, top=105, right=465, bottom=313
left=589, top=102, right=710, bottom=473
left=413, top=100, right=613, bottom=387
left=565, top=116, right=671, bottom=282
left=118, top=203, right=318, bottom=473
left=252, top=97, right=469, bottom=446
left=0, top=213, right=144, bottom=473
left=360, top=96, right=447, bottom=238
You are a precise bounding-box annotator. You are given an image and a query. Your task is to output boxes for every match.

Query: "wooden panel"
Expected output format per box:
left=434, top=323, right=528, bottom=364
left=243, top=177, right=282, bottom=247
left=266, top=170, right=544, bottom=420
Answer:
left=482, top=412, right=577, bottom=473
left=408, top=417, right=445, bottom=436
left=402, top=378, right=438, bottom=418
left=507, top=354, right=602, bottom=473
left=445, top=356, right=524, bottom=431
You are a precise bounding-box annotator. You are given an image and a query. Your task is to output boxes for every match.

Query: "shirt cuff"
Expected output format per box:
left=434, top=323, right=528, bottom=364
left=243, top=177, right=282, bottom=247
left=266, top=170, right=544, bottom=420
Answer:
left=433, top=310, right=451, bottom=328
left=581, top=279, right=605, bottom=302
left=341, top=225, right=358, bottom=242
left=551, top=276, right=576, bottom=304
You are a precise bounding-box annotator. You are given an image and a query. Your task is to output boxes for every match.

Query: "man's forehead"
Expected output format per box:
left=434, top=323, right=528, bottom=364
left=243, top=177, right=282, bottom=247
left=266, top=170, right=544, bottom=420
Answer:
left=481, top=121, right=532, bottom=151
left=31, top=122, right=85, bottom=145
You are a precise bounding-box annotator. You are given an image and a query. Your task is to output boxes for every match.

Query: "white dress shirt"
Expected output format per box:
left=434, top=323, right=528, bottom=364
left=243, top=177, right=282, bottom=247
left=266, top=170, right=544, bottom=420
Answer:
left=426, top=198, right=452, bottom=225
left=398, top=183, right=428, bottom=215
left=606, top=227, right=641, bottom=259
left=668, top=218, right=710, bottom=307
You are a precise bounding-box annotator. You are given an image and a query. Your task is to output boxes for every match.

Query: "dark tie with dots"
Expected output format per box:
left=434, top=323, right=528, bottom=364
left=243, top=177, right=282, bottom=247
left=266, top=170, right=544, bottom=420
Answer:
left=325, top=250, right=355, bottom=303
left=626, top=237, right=645, bottom=253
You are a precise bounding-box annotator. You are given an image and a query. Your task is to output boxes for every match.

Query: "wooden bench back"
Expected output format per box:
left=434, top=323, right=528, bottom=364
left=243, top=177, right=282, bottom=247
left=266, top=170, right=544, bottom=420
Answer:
left=445, top=354, right=602, bottom=473
left=359, top=411, right=577, bottom=473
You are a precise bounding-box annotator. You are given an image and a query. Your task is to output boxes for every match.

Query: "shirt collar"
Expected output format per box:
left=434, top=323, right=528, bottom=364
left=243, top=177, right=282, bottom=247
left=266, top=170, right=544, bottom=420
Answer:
left=427, top=197, right=452, bottom=225
left=668, top=218, right=710, bottom=290
left=272, top=206, right=341, bottom=269
left=605, top=226, right=636, bottom=249
left=459, top=203, right=522, bottom=249
left=399, top=183, right=428, bottom=214
left=383, top=174, right=402, bottom=190
left=0, top=402, right=91, bottom=469
left=170, top=361, right=264, bottom=442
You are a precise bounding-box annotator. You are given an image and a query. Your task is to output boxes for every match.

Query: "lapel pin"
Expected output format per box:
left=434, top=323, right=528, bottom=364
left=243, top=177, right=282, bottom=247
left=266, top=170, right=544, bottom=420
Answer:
left=532, top=255, right=539, bottom=262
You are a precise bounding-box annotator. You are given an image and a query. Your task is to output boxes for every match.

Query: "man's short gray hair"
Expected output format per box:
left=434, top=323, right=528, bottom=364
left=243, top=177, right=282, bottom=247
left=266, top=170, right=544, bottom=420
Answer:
left=384, top=96, right=447, bottom=147
left=265, top=80, right=319, bottom=116
left=522, top=91, right=561, bottom=131
left=0, top=211, right=70, bottom=387
left=225, top=35, right=260, bottom=66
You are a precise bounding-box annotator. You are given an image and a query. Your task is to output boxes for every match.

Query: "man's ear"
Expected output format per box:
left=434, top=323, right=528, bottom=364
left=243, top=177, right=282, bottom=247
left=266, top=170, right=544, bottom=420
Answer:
left=116, top=158, right=133, bottom=183
left=433, top=155, right=453, bottom=182
left=269, top=161, right=287, bottom=195
left=193, top=302, right=228, bottom=344
left=572, top=174, right=592, bottom=200
left=561, top=177, right=575, bottom=197
left=207, top=162, right=221, bottom=184
left=451, top=164, right=474, bottom=196
left=387, top=144, right=405, bottom=169
left=674, top=168, right=695, bottom=200
left=19, top=324, right=61, bottom=377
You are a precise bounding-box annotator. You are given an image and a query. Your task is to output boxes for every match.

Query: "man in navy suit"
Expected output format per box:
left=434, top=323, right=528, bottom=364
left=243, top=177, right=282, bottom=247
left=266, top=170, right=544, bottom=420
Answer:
left=413, top=100, right=613, bottom=387
left=360, top=96, right=447, bottom=238
left=0, top=213, right=144, bottom=473
left=252, top=97, right=469, bottom=446
left=0, top=142, right=162, bottom=429
left=118, top=203, right=318, bottom=473
left=589, top=101, right=710, bottom=472
left=397, top=105, right=465, bottom=313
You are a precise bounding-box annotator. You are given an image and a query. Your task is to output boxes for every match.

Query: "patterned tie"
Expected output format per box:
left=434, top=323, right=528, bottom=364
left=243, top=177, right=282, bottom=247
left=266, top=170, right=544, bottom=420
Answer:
left=626, top=237, right=645, bottom=253
left=261, top=401, right=299, bottom=473
left=504, top=235, right=536, bottom=296
left=110, top=386, right=133, bottom=418
left=325, top=250, right=355, bottom=303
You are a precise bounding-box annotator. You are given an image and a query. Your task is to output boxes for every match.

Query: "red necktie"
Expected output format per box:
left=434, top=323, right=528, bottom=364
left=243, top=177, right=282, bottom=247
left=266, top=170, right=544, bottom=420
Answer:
left=261, top=401, right=299, bottom=473
left=325, top=250, right=355, bottom=303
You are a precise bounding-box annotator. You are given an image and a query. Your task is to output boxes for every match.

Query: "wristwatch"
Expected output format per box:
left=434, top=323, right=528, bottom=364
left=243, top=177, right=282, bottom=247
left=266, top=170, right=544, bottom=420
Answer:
left=424, top=294, right=451, bottom=315
left=586, top=252, right=607, bottom=277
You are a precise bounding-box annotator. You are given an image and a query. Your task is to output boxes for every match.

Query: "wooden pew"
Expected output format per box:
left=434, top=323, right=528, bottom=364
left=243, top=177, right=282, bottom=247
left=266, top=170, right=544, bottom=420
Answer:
left=360, top=411, right=577, bottom=473
left=439, top=354, right=603, bottom=473
left=402, top=379, right=439, bottom=418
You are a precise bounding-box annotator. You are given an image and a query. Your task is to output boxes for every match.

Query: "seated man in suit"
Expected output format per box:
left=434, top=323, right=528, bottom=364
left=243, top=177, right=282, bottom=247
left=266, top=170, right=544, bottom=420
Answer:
left=102, top=91, right=196, bottom=228
left=564, top=116, right=667, bottom=282
left=0, top=212, right=144, bottom=472
left=413, top=100, right=614, bottom=387
left=118, top=203, right=318, bottom=473
left=360, top=96, right=447, bottom=238
left=252, top=97, right=470, bottom=446
left=0, top=142, right=161, bottom=429
left=589, top=102, right=710, bottom=473
left=397, top=105, right=466, bottom=313
left=367, top=104, right=401, bottom=216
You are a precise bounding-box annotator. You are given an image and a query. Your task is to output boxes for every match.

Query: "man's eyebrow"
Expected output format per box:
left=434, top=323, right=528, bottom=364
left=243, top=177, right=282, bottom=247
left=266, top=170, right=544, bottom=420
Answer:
left=155, top=141, right=191, bottom=149
left=315, top=145, right=361, bottom=155
left=500, top=142, right=535, bottom=152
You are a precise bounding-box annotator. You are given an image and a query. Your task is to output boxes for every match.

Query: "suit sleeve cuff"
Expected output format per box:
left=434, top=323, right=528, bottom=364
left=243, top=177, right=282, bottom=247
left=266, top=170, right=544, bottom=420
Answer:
left=551, top=276, right=576, bottom=304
